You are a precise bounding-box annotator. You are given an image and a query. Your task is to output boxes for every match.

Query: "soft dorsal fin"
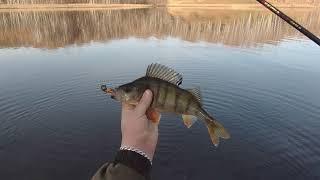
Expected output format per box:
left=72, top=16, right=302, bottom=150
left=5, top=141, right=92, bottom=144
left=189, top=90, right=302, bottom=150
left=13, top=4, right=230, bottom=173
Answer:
left=146, top=63, right=183, bottom=86
left=187, top=87, right=202, bottom=104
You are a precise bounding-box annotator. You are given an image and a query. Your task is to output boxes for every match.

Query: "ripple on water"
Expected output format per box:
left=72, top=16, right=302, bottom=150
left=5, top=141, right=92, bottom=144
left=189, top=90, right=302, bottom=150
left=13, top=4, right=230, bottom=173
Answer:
left=182, top=64, right=320, bottom=179
left=1, top=40, right=320, bottom=180
left=0, top=73, right=97, bottom=149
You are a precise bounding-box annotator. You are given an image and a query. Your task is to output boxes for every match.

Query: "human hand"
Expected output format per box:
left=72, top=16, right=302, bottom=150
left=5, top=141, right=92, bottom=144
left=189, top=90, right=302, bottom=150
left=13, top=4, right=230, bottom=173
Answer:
left=120, top=90, right=159, bottom=160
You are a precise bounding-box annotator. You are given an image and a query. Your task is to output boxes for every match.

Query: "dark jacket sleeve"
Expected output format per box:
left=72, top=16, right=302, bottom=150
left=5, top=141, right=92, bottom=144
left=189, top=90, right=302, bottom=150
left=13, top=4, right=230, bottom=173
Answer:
left=91, top=150, right=152, bottom=180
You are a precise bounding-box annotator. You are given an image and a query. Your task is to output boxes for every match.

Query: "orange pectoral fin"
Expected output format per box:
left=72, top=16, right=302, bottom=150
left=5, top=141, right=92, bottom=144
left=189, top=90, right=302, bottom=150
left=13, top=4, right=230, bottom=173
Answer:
left=146, top=108, right=161, bottom=123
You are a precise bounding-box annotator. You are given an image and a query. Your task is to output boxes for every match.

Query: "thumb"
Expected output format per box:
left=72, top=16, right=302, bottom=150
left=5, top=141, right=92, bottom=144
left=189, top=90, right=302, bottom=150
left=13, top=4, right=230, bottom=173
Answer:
left=135, top=89, right=153, bottom=114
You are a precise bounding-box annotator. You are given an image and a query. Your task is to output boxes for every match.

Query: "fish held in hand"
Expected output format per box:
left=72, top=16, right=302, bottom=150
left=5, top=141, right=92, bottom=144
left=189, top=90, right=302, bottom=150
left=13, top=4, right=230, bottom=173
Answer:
left=101, top=63, right=230, bottom=146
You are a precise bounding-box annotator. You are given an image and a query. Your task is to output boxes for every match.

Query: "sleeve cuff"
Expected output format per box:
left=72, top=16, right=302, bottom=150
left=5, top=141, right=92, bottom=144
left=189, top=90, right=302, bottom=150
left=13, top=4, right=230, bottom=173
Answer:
left=113, top=150, right=152, bottom=179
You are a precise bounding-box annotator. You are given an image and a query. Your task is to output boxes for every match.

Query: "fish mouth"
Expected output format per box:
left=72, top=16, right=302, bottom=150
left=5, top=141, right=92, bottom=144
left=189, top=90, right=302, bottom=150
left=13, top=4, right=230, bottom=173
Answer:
left=101, top=85, right=116, bottom=98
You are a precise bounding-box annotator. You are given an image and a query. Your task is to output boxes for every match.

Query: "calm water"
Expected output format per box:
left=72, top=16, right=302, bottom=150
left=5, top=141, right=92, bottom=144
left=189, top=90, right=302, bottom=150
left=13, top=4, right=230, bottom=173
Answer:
left=0, top=8, right=320, bottom=180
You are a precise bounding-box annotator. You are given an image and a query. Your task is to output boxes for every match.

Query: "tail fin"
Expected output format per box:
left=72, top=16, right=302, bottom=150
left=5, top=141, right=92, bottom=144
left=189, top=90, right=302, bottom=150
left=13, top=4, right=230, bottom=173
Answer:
left=205, top=119, right=230, bottom=146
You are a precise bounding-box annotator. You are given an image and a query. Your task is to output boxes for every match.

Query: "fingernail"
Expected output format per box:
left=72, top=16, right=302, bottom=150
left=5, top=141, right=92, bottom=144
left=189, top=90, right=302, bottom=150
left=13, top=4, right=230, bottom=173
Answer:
left=144, top=89, right=151, bottom=97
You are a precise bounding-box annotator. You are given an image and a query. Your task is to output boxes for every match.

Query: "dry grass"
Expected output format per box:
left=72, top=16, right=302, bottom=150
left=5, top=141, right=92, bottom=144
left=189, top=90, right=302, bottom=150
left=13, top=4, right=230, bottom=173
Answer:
left=166, top=0, right=320, bottom=5
left=0, top=4, right=318, bottom=11
left=0, top=8, right=319, bottom=48
left=166, top=3, right=320, bottom=8
left=0, top=0, right=319, bottom=9
left=0, top=4, right=153, bottom=10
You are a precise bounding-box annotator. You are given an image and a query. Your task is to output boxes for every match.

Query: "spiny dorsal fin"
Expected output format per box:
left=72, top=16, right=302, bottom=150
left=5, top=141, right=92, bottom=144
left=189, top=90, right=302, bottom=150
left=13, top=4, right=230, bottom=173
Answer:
left=146, top=63, right=183, bottom=86
left=187, top=87, right=202, bottom=104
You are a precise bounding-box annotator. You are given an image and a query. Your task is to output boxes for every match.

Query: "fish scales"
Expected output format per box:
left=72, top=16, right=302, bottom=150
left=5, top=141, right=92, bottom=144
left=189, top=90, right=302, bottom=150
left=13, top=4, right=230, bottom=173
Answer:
left=148, top=80, right=159, bottom=108
left=156, top=81, right=167, bottom=108
left=133, top=77, right=204, bottom=117
left=145, top=77, right=200, bottom=115
left=164, top=85, right=176, bottom=111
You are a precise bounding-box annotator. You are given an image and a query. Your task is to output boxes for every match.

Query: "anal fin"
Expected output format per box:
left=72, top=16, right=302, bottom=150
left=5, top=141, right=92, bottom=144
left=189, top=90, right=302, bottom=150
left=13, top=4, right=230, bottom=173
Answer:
left=147, top=108, right=161, bottom=123
left=182, top=114, right=197, bottom=128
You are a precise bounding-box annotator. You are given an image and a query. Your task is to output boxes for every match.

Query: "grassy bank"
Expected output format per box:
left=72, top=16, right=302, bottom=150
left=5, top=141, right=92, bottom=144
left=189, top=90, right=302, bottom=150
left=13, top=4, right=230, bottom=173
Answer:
left=1, top=8, right=319, bottom=48
left=0, top=4, right=153, bottom=10
left=167, top=3, right=320, bottom=8
left=0, top=3, right=319, bottom=11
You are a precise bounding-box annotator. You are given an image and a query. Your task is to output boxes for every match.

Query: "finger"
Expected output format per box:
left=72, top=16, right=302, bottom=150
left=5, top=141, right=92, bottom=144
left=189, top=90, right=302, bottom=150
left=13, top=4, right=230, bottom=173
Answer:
left=135, top=89, right=153, bottom=114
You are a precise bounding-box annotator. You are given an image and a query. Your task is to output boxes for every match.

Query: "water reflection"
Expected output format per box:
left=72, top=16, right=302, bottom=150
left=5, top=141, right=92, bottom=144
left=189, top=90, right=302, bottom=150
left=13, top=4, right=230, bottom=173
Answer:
left=0, top=8, right=319, bottom=48
left=1, top=7, right=320, bottom=180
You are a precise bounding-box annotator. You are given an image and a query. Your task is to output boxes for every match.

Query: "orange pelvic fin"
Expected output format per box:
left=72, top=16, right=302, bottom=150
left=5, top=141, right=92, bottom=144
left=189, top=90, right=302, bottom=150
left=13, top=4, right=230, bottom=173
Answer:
left=182, top=114, right=197, bottom=128
left=146, top=108, right=161, bottom=123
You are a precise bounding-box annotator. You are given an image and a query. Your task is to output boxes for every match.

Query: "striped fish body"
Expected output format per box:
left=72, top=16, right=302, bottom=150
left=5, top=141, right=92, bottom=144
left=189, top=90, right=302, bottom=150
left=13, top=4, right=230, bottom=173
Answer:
left=102, top=63, right=230, bottom=146
left=132, top=77, right=206, bottom=118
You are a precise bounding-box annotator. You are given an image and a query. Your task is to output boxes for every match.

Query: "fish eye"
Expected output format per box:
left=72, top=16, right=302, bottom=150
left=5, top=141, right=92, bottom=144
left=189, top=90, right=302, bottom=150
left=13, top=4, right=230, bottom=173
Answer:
left=123, top=87, right=130, bottom=92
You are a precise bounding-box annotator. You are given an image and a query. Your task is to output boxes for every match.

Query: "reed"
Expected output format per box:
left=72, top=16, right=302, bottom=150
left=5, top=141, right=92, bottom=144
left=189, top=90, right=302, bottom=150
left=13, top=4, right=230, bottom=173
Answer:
left=1, top=0, right=319, bottom=4
left=0, top=8, right=319, bottom=48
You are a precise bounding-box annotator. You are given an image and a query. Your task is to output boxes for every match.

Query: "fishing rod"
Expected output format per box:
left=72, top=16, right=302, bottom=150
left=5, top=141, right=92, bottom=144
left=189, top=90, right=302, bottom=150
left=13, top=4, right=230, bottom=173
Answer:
left=256, top=0, right=320, bottom=46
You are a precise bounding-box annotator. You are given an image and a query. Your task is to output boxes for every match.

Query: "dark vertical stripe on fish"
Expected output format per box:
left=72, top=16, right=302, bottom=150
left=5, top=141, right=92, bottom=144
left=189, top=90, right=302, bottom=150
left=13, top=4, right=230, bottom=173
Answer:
left=174, top=90, right=181, bottom=112
left=181, top=96, right=192, bottom=113
left=152, top=82, right=160, bottom=107
left=158, top=82, right=168, bottom=108
left=185, top=95, right=193, bottom=114
left=164, top=85, right=176, bottom=109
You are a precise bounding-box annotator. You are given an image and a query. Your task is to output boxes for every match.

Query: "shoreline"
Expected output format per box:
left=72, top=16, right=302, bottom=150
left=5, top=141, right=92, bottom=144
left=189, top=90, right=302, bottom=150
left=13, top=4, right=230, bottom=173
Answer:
left=0, top=4, right=153, bottom=10
left=167, top=3, right=320, bottom=8
left=0, top=3, right=320, bottom=12
left=0, top=3, right=319, bottom=11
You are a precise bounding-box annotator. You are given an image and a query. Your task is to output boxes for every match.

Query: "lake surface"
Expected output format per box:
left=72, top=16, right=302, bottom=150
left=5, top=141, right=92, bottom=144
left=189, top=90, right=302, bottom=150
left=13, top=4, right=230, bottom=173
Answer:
left=0, top=8, right=320, bottom=180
